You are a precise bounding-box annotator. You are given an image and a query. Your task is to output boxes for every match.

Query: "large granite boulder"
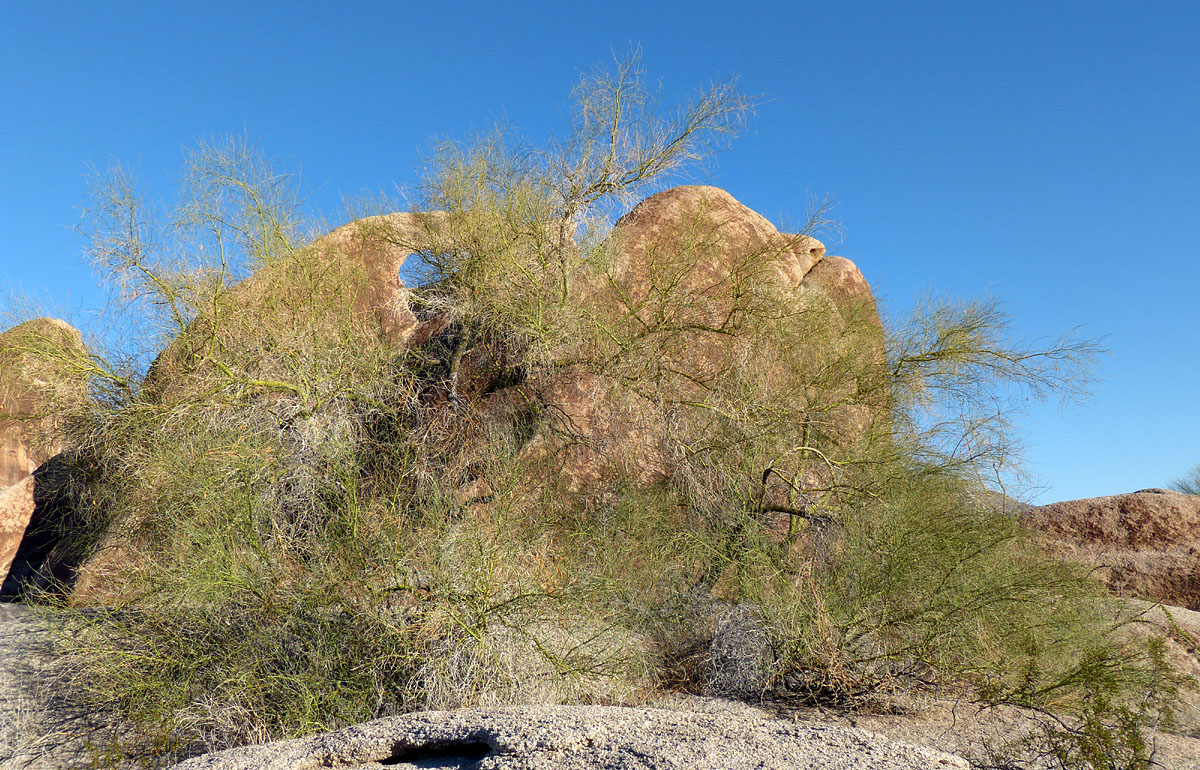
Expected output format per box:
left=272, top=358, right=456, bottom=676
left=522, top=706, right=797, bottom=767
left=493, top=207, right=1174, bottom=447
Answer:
left=606, top=185, right=827, bottom=303
left=167, top=705, right=967, bottom=770
left=142, top=187, right=885, bottom=492
left=606, top=186, right=881, bottom=391
left=0, top=319, right=88, bottom=589
left=143, top=213, right=435, bottom=403
left=62, top=188, right=886, bottom=601
left=0, top=318, right=87, bottom=488
left=524, top=186, right=885, bottom=489
left=1024, top=488, right=1200, bottom=610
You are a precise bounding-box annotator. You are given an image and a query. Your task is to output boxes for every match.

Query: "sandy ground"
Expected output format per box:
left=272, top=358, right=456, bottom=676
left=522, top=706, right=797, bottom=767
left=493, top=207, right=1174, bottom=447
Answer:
left=0, top=603, right=111, bottom=770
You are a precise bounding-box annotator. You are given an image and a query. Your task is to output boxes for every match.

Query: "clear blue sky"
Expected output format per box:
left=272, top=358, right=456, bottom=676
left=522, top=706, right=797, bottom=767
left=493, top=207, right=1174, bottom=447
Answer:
left=2, top=1, right=1197, bottom=503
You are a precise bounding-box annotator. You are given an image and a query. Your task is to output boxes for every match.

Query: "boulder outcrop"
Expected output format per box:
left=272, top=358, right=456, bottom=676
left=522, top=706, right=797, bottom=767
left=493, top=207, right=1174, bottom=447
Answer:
left=143, top=212, right=435, bottom=402
left=0, top=318, right=87, bottom=488
left=141, top=186, right=885, bottom=493
left=606, top=185, right=828, bottom=304
left=1025, top=488, right=1200, bottom=610
left=14, top=187, right=885, bottom=603
left=166, top=705, right=968, bottom=770
left=0, top=319, right=88, bottom=589
left=523, top=186, right=885, bottom=489
left=605, top=186, right=881, bottom=380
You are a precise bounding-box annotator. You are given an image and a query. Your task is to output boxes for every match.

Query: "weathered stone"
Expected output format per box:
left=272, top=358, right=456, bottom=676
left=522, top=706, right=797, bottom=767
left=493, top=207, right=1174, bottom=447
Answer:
left=0, top=318, right=87, bottom=488
left=522, top=186, right=885, bottom=490
left=67, top=187, right=889, bottom=600
left=1123, top=600, right=1200, bottom=733
left=1025, top=488, right=1200, bottom=610
left=802, top=255, right=877, bottom=312
left=144, top=187, right=884, bottom=484
left=0, top=455, right=91, bottom=600
left=300, top=213, right=428, bottom=344
left=143, top=213, right=438, bottom=402
left=0, top=319, right=87, bottom=588
left=608, top=185, right=827, bottom=305
left=0, top=477, right=35, bottom=586
left=166, top=705, right=969, bottom=770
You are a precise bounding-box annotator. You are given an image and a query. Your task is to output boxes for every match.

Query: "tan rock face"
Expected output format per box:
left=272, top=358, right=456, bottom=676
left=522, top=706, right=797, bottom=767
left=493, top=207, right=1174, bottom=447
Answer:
left=297, top=213, right=428, bottom=344
left=609, top=185, right=827, bottom=301
left=532, top=186, right=884, bottom=488
left=0, top=432, right=34, bottom=491
left=1025, top=489, right=1200, bottom=610
left=608, top=186, right=882, bottom=392
left=144, top=213, right=437, bottom=402
left=1125, top=600, right=1200, bottom=732
left=0, top=319, right=88, bottom=593
left=0, top=476, right=35, bottom=584
left=802, top=256, right=877, bottom=315
left=0, top=318, right=87, bottom=487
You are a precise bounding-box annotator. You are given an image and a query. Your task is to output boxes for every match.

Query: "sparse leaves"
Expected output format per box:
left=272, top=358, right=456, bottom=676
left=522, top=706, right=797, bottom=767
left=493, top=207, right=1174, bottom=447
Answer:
left=1170, top=464, right=1200, bottom=495
left=886, top=296, right=1103, bottom=483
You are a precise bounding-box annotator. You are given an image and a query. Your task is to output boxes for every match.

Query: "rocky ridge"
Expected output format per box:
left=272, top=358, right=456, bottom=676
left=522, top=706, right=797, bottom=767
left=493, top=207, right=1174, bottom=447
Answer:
left=1025, top=488, right=1200, bottom=610
left=1, top=185, right=887, bottom=597
left=0, top=318, right=87, bottom=487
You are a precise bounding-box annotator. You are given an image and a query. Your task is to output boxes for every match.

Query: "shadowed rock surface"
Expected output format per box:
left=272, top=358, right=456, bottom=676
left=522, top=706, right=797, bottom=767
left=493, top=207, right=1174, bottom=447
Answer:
left=166, top=705, right=969, bottom=770
left=0, top=319, right=89, bottom=588
left=1, top=454, right=94, bottom=599
left=1025, top=488, right=1200, bottom=610
left=0, top=476, right=35, bottom=587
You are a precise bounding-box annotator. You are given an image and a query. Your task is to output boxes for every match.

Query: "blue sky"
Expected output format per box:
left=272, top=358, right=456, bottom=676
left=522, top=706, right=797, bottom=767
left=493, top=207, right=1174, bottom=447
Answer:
left=2, top=1, right=1197, bottom=502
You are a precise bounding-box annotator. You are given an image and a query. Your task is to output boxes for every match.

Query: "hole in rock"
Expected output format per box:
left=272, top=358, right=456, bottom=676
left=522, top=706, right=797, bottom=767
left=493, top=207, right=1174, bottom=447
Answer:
left=379, top=740, right=492, bottom=768
left=400, top=251, right=443, bottom=288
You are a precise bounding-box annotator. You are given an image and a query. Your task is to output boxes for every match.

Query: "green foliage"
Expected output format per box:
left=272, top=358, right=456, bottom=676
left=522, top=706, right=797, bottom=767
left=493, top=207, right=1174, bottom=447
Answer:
left=14, top=55, right=1177, bottom=769
left=978, top=637, right=1180, bottom=770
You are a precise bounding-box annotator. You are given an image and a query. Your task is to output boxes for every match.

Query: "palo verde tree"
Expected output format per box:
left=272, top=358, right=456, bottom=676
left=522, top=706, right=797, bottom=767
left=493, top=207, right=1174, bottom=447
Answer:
left=7, top=54, right=1178, bottom=770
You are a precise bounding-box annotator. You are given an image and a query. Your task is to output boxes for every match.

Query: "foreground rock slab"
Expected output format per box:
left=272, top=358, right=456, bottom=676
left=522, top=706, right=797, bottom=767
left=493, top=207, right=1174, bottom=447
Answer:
left=169, top=705, right=968, bottom=770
